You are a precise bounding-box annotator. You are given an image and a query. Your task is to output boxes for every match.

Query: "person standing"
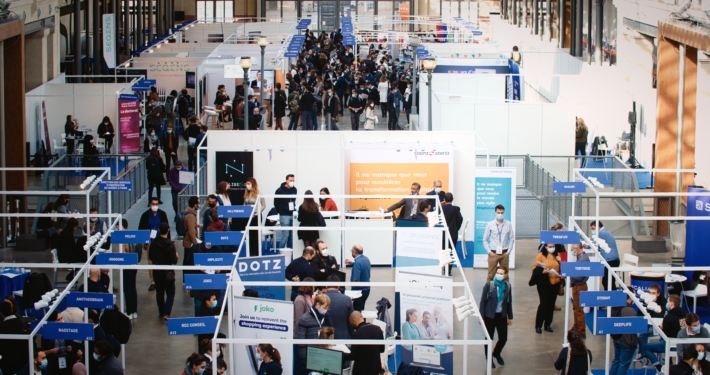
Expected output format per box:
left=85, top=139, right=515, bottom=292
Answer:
left=386, top=86, right=401, bottom=131
left=177, top=89, right=192, bottom=131
left=426, top=180, right=445, bottom=207
left=296, top=294, right=334, bottom=370
left=324, top=88, right=340, bottom=131
left=297, top=191, right=322, bottom=249
left=273, top=83, right=287, bottom=130
left=533, top=243, right=561, bottom=333
left=149, top=222, right=178, bottom=320
left=589, top=221, right=620, bottom=290
left=479, top=266, right=513, bottom=368
left=363, top=100, right=377, bottom=130
left=610, top=296, right=638, bottom=375
left=167, top=160, right=187, bottom=215
left=215, top=181, right=232, bottom=229
left=201, top=194, right=218, bottom=241
left=256, top=344, right=283, bottom=375
left=184, top=116, right=201, bottom=171
left=441, top=193, right=463, bottom=248
left=312, top=241, right=339, bottom=281
left=345, top=245, right=371, bottom=311
left=483, top=204, right=515, bottom=282
left=182, top=196, right=201, bottom=275
left=15, top=350, right=48, bottom=375
left=285, top=247, right=315, bottom=302
left=274, top=174, right=297, bottom=249
left=570, top=243, right=589, bottom=338
left=299, top=86, right=315, bottom=131
left=138, top=197, right=169, bottom=292
left=97, top=116, right=115, bottom=154
left=148, top=98, right=165, bottom=143
left=117, top=218, right=140, bottom=319
left=575, top=118, right=589, bottom=159
left=377, top=76, right=389, bottom=118
left=145, top=148, right=166, bottom=204
left=243, top=178, right=266, bottom=256
left=288, top=89, right=301, bottom=130
left=347, top=311, right=385, bottom=375
left=554, top=330, right=592, bottom=375
left=348, top=89, right=364, bottom=131
left=164, top=90, right=178, bottom=128
left=325, top=275, right=354, bottom=339
left=65, top=115, right=78, bottom=155
left=92, top=340, right=123, bottom=375
left=161, top=123, right=179, bottom=171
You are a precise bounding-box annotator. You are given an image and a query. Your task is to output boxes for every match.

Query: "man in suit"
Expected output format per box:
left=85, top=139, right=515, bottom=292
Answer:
left=347, top=88, right=364, bottom=131
left=347, top=311, right=385, bottom=375
left=324, top=88, right=340, bottom=131
left=386, top=85, right=402, bottom=130
left=324, top=275, right=354, bottom=339
left=384, top=182, right=421, bottom=219
left=426, top=180, right=446, bottom=208
left=442, top=192, right=463, bottom=249
left=299, top=86, right=316, bottom=131
left=334, top=73, right=348, bottom=115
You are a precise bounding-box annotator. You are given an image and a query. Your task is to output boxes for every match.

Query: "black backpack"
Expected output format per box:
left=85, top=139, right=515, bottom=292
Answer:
left=175, top=210, right=194, bottom=237
left=100, top=307, right=132, bottom=344
left=164, top=95, right=176, bottom=114
left=610, top=307, right=623, bottom=340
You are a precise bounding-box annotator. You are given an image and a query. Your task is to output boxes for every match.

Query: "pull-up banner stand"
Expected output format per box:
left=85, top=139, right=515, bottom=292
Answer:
left=167, top=317, right=219, bottom=335
left=579, top=291, right=628, bottom=307
left=595, top=317, right=647, bottom=335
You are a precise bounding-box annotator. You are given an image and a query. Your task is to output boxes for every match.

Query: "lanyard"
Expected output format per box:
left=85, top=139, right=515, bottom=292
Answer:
left=496, top=223, right=504, bottom=240
left=310, top=307, right=325, bottom=328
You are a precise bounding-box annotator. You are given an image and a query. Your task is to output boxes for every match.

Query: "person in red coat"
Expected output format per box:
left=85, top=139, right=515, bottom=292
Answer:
left=319, top=187, right=339, bottom=211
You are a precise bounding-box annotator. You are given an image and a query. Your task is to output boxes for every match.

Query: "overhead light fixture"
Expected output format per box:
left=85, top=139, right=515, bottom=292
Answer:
left=258, top=35, right=269, bottom=47
left=409, top=35, right=421, bottom=48
left=422, top=57, right=437, bottom=71
left=239, top=56, right=252, bottom=70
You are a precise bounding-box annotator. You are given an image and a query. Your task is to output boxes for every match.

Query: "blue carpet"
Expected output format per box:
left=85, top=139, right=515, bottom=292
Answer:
left=581, top=159, right=651, bottom=189
left=584, top=301, right=710, bottom=336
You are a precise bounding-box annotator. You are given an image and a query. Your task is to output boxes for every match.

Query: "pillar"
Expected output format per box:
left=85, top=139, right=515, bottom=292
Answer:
left=93, top=0, right=101, bottom=74
left=148, top=0, right=153, bottom=42
left=25, top=29, right=49, bottom=91
left=74, top=0, right=82, bottom=75
left=574, top=0, right=582, bottom=56
left=595, top=0, right=603, bottom=65
left=1, top=21, right=27, bottom=192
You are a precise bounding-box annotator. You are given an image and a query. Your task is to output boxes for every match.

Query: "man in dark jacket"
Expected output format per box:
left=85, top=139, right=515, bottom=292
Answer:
left=0, top=300, right=28, bottom=375
left=161, top=123, right=179, bottom=171
left=324, top=88, right=340, bottom=131
left=139, top=197, right=169, bottom=292
left=184, top=116, right=201, bottom=171
left=274, top=174, right=297, bottom=249
left=299, top=87, right=315, bottom=130
left=16, top=350, right=48, bottom=375
left=347, top=311, right=385, bottom=375
left=426, top=180, right=446, bottom=208
left=285, top=247, right=315, bottom=301
left=325, top=275, right=355, bottom=339
left=442, top=192, right=463, bottom=248
left=149, top=222, right=178, bottom=318
left=93, top=340, right=123, bottom=375
left=386, top=86, right=402, bottom=131
left=334, top=74, right=348, bottom=114
left=347, top=89, right=364, bottom=131
left=610, top=297, right=638, bottom=375
left=148, top=99, right=164, bottom=143
left=639, top=294, right=686, bottom=372
left=478, top=266, right=513, bottom=367
left=177, top=89, right=192, bottom=129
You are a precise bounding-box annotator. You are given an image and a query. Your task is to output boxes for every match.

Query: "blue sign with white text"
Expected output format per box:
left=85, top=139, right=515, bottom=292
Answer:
left=184, top=274, right=229, bottom=290
left=285, top=51, right=299, bottom=58
left=136, top=79, right=157, bottom=86
left=560, top=262, right=605, bottom=277
left=540, top=230, right=580, bottom=244
left=236, top=255, right=286, bottom=300
left=686, top=187, right=710, bottom=267
left=596, top=317, right=648, bottom=335
left=99, top=180, right=133, bottom=191
left=132, top=85, right=150, bottom=92
left=217, top=205, right=253, bottom=218
left=167, top=317, right=218, bottom=335
left=579, top=291, right=628, bottom=307
left=96, top=252, right=139, bottom=265
left=553, top=182, right=587, bottom=194
left=204, top=231, right=243, bottom=246
left=194, top=253, right=236, bottom=266
left=111, top=230, right=151, bottom=244
left=66, top=292, right=114, bottom=309
left=42, top=322, right=95, bottom=341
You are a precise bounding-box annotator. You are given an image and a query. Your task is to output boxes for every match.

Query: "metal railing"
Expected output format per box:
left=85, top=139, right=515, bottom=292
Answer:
left=177, top=162, right=208, bottom=213
left=103, top=155, right=150, bottom=215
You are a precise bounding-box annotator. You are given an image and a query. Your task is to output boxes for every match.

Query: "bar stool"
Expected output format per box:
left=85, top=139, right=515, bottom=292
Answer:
left=204, top=110, right=220, bottom=130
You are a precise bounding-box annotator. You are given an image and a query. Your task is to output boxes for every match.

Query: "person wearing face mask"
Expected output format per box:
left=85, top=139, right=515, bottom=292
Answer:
left=296, top=294, right=334, bottom=369
left=257, top=343, right=283, bottom=375
left=138, top=197, right=169, bottom=292
left=532, top=243, right=561, bottom=334
left=167, top=160, right=188, bottom=215
left=201, top=195, right=218, bottom=241
left=311, top=240, right=339, bottom=281
left=149, top=222, right=178, bottom=320
left=695, top=344, right=710, bottom=375
left=479, top=266, right=513, bottom=368
left=162, top=123, right=179, bottom=171
left=324, top=88, right=340, bottom=131
left=344, top=244, right=371, bottom=311
left=199, top=338, right=222, bottom=368
left=637, top=294, right=686, bottom=372
left=196, top=292, right=221, bottom=348
left=319, top=187, right=338, bottom=211
left=97, top=116, right=115, bottom=154
left=16, top=350, right=49, bottom=375
left=483, top=204, right=515, bottom=282
left=549, top=223, right=568, bottom=262
left=145, top=148, right=166, bottom=204
left=383, top=182, right=421, bottom=219
left=671, top=346, right=699, bottom=375
left=426, top=180, right=445, bottom=207
left=243, top=177, right=266, bottom=256
left=347, top=87, right=364, bottom=131
left=54, top=194, right=71, bottom=232
left=293, top=279, right=315, bottom=337
left=181, top=353, right=207, bottom=375
left=587, top=221, right=620, bottom=291
left=678, top=313, right=710, bottom=361
left=569, top=244, right=590, bottom=338
left=92, top=340, right=123, bottom=375
left=274, top=174, right=298, bottom=249
left=88, top=207, right=107, bottom=236
left=148, top=98, right=165, bottom=143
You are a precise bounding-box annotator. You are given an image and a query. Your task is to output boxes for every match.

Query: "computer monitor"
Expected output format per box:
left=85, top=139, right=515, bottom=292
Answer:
left=185, top=71, right=196, bottom=89
left=306, top=347, right=343, bottom=375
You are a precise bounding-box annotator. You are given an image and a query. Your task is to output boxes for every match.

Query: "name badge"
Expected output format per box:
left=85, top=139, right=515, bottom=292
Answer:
left=150, top=230, right=157, bottom=239
left=288, top=202, right=295, bottom=211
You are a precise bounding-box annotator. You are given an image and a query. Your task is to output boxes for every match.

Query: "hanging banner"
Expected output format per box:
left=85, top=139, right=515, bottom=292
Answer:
left=232, top=296, right=293, bottom=375
left=540, top=230, right=580, bottom=244
left=41, top=322, right=95, bottom=341
left=596, top=317, right=648, bottom=335
left=102, top=14, right=116, bottom=69
left=194, top=253, right=237, bottom=266
left=95, top=253, right=139, bottom=265
left=473, top=168, right=517, bottom=269
left=184, top=274, right=229, bottom=290
left=234, top=255, right=286, bottom=300
left=111, top=230, right=151, bottom=244
left=579, top=291, right=628, bottom=307
left=118, top=94, right=141, bottom=153
left=686, top=187, right=710, bottom=267
left=214, top=152, right=254, bottom=205
left=216, top=205, right=254, bottom=219
left=552, top=181, right=586, bottom=194
left=204, top=231, right=244, bottom=246
left=560, top=262, right=605, bottom=277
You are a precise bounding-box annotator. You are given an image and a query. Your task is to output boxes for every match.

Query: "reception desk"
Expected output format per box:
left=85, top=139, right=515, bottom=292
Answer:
left=343, top=211, right=394, bottom=266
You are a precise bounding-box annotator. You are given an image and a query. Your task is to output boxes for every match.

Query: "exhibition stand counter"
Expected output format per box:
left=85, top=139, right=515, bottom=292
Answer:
left=344, top=211, right=394, bottom=266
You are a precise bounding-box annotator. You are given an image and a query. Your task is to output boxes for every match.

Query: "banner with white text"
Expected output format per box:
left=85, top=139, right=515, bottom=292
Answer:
left=473, top=168, right=517, bottom=269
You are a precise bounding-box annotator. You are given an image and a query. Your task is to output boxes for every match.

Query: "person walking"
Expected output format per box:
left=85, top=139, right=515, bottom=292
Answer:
left=482, top=204, right=515, bottom=282
left=348, top=311, right=385, bottom=375
left=167, top=160, right=187, bottom=215
left=145, top=148, right=166, bottom=204
left=386, top=86, right=401, bottom=131
left=348, top=89, right=364, bottom=131
left=377, top=76, right=389, bottom=118
left=273, top=83, right=287, bottom=130
left=575, top=117, right=589, bottom=158
left=533, top=243, right=561, bottom=333
left=184, top=116, right=201, bottom=171
left=441, top=192, right=463, bottom=249
left=479, top=266, right=513, bottom=368
left=345, top=245, right=371, bottom=311
left=149, top=222, right=178, bottom=320
left=161, top=123, right=179, bottom=171
left=570, top=243, right=589, bottom=338
left=324, top=88, right=340, bottom=131
left=554, top=330, right=592, bottom=375
left=324, top=275, right=354, bottom=339
left=588, top=221, right=620, bottom=290
left=118, top=218, right=140, bottom=319
left=138, top=197, right=168, bottom=292
left=299, top=86, right=315, bottom=131
left=288, top=89, right=301, bottom=130
left=363, top=100, right=377, bottom=130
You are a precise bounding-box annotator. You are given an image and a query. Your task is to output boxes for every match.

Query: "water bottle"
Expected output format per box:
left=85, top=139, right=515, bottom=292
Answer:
left=12, top=260, right=18, bottom=273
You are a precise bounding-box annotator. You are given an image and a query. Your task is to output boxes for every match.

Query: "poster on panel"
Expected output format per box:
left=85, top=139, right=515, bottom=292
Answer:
left=473, top=168, right=517, bottom=269
left=349, top=148, right=453, bottom=212
left=215, top=151, right=254, bottom=205
left=232, top=296, right=293, bottom=375
left=234, top=254, right=286, bottom=300
left=102, top=14, right=116, bottom=69
left=118, top=94, right=141, bottom=153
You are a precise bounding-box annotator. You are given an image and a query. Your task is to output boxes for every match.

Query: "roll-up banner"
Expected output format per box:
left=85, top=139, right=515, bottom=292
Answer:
left=473, top=168, right=516, bottom=269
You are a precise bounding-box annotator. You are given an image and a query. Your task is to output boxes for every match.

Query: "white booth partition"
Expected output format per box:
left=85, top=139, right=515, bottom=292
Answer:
left=183, top=22, right=296, bottom=44
left=127, top=57, right=206, bottom=97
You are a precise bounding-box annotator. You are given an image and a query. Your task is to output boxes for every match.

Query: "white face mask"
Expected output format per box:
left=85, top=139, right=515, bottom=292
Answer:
left=434, top=187, right=442, bottom=193
left=90, top=218, right=97, bottom=222
left=547, top=247, right=556, bottom=253
left=288, top=181, right=294, bottom=188
left=150, top=205, right=159, bottom=212
left=246, top=184, right=252, bottom=191
left=321, top=249, right=329, bottom=256
left=215, top=349, right=221, bottom=358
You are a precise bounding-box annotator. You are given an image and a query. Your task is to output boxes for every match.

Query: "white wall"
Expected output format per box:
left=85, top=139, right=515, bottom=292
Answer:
left=130, top=57, right=205, bottom=94
left=183, top=22, right=295, bottom=43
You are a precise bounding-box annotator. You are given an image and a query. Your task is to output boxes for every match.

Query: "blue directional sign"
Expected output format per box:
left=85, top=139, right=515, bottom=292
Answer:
left=596, top=317, right=648, bottom=335
left=204, top=231, right=243, bottom=246
left=579, top=291, right=628, bottom=307
left=194, top=253, right=236, bottom=266
left=560, top=262, right=605, bottom=277
left=99, top=180, right=133, bottom=191
left=167, top=317, right=219, bottom=335
left=66, top=292, right=114, bottom=309
left=553, top=181, right=587, bottom=194
left=136, top=79, right=157, bottom=86
left=42, top=322, right=95, bottom=341
left=184, top=273, right=229, bottom=290
left=96, top=252, right=139, bottom=265
left=285, top=51, right=300, bottom=58
left=217, top=205, right=253, bottom=218
left=287, top=44, right=302, bottom=51
left=540, top=230, right=580, bottom=244
left=132, top=85, right=150, bottom=92
left=111, top=230, right=151, bottom=244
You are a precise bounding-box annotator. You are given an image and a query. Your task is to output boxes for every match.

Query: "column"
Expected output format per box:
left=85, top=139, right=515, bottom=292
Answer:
left=594, top=0, right=602, bottom=65
left=25, top=29, right=49, bottom=91
left=148, top=0, right=153, bottom=42
left=93, top=0, right=101, bottom=74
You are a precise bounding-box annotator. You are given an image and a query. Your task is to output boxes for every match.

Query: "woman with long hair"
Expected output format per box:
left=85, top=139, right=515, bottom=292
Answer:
left=575, top=118, right=589, bottom=158
left=533, top=242, right=562, bottom=334
left=554, top=330, right=592, bottom=375
left=146, top=148, right=166, bottom=204
left=54, top=194, right=71, bottom=231
left=364, top=99, right=377, bottom=130
left=243, top=177, right=266, bottom=256
left=257, top=343, right=283, bottom=375
left=64, top=115, right=78, bottom=155
left=293, top=278, right=315, bottom=336
left=81, top=134, right=100, bottom=177
left=180, top=353, right=207, bottom=375
left=97, top=116, right=115, bottom=154
left=297, top=190, right=322, bottom=249
left=318, top=187, right=338, bottom=211
left=402, top=308, right=421, bottom=340
left=215, top=181, right=231, bottom=227
left=377, top=75, right=389, bottom=117
left=479, top=266, right=513, bottom=368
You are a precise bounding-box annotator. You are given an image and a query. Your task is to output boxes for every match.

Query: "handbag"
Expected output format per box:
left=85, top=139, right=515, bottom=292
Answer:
left=558, top=283, right=565, bottom=296
left=165, top=270, right=176, bottom=282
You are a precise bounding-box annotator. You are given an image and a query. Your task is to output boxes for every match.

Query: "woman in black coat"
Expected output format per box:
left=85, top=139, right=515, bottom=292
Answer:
left=273, top=83, right=287, bottom=130
left=145, top=148, right=166, bottom=204
left=97, top=116, right=115, bottom=154
left=297, top=191, right=322, bottom=249
left=554, top=330, right=592, bottom=375
left=56, top=218, right=86, bottom=264
left=81, top=135, right=101, bottom=177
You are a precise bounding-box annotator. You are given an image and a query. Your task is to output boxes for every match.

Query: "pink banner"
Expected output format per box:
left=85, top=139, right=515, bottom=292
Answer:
left=118, top=94, right=141, bottom=153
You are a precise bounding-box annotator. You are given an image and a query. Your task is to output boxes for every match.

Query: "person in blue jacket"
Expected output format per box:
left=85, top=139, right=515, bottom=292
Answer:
left=588, top=221, right=620, bottom=290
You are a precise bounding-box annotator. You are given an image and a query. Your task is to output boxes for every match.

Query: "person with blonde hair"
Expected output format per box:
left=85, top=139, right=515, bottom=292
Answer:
left=296, top=294, right=333, bottom=372
left=575, top=118, right=589, bottom=158
left=243, top=177, right=266, bottom=256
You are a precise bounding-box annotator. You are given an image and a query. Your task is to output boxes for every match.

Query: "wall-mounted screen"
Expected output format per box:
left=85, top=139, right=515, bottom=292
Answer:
left=186, top=71, right=196, bottom=88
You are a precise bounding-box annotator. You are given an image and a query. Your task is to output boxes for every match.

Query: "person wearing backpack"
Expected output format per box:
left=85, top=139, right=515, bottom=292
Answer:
left=165, top=89, right=178, bottom=128
left=182, top=196, right=202, bottom=282
left=478, top=266, right=513, bottom=368
left=288, top=90, right=301, bottom=130
left=609, top=295, right=638, bottom=375
left=145, top=148, right=166, bottom=204
left=177, top=89, right=192, bottom=131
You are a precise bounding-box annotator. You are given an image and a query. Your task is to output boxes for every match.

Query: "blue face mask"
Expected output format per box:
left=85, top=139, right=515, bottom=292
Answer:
left=167, top=130, right=173, bottom=134
left=211, top=300, right=218, bottom=309
left=39, top=359, right=48, bottom=369
left=666, top=303, right=671, bottom=311
left=93, top=352, right=101, bottom=362
left=495, top=214, right=504, bottom=221
left=494, top=274, right=504, bottom=281
left=692, top=326, right=701, bottom=334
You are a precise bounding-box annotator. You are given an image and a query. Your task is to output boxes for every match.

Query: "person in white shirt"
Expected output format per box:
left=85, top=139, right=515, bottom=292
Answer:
left=482, top=204, right=515, bottom=281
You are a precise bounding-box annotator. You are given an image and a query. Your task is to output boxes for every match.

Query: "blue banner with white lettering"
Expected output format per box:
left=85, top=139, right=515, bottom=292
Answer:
left=236, top=255, right=286, bottom=300
left=136, top=79, right=157, bottom=86
left=95, top=252, right=139, bottom=265
left=596, top=317, right=648, bottom=335
left=99, top=180, right=133, bottom=191
left=111, top=230, right=151, bottom=244
left=194, top=253, right=236, bottom=266
left=553, top=181, right=586, bottom=194
left=204, top=231, right=243, bottom=246
left=184, top=274, right=229, bottom=290
left=686, top=186, right=710, bottom=267
left=560, top=262, right=605, bottom=277
left=42, top=322, right=95, bottom=341
left=506, top=59, right=521, bottom=101
left=167, top=317, right=219, bottom=335
left=66, top=292, right=114, bottom=309
left=579, top=291, right=628, bottom=307
left=540, top=230, right=580, bottom=244
left=217, top=205, right=253, bottom=219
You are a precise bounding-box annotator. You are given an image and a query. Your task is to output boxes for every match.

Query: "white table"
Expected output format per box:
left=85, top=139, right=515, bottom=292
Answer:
left=343, top=211, right=394, bottom=266
left=361, top=310, right=378, bottom=320
left=666, top=274, right=687, bottom=283
left=344, top=290, right=362, bottom=300
left=270, top=212, right=344, bottom=267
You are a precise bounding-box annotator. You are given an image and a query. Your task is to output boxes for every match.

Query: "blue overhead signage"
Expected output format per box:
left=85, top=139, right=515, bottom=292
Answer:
left=540, top=230, right=580, bottom=244
left=66, top=292, right=114, bottom=309
left=99, top=180, right=133, bottom=191
left=135, top=79, right=156, bottom=86
left=204, top=231, right=243, bottom=246
left=217, top=205, right=253, bottom=218
left=119, top=94, right=140, bottom=101
left=111, top=230, right=151, bottom=244
left=596, top=317, right=648, bottom=335
left=194, top=253, right=237, bottom=266
left=96, top=252, right=139, bottom=265
left=42, top=322, right=95, bottom=341
left=167, top=317, right=218, bottom=335
left=579, top=291, right=628, bottom=307
left=184, top=274, right=229, bottom=290
left=285, top=51, right=300, bottom=58
left=560, top=262, right=605, bottom=277
left=287, top=44, right=302, bottom=52
left=553, top=181, right=587, bottom=193
left=132, top=85, right=150, bottom=92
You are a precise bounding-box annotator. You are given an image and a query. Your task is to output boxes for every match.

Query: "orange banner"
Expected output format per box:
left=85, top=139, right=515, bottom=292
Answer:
left=399, top=3, right=410, bottom=20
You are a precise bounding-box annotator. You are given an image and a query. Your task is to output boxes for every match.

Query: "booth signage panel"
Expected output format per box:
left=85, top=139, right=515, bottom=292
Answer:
left=96, top=252, right=139, bottom=265
left=131, top=85, right=150, bottom=92
left=686, top=187, right=710, bottom=267
left=136, top=79, right=157, bottom=86
left=118, top=94, right=142, bottom=153
left=596, top=317, right=648, bottom=335
left=552, top=182, right=586, bottom=193
left=540, top=230, right=580, bottom=244
left=42, top=322, right=95, bottom=341
left=194, top=253, right=236, bottom=266
left=167, top=317, right=218, bottom=335
left=111, top=230, right=151, bottom=244
left=216, top=205, right=253, bottom=218
left=473, top=168, right=516, bottom=268
left=560, top=262, right=605, bottom=277
left=99, top=180, right=133, bottom=191
left=285, top=51, right=300, bottom=57
left=184, top=274, right=229, bottom=290
left=579, top=291, right=628, bottom=307
left=66, top=292, right=114, bottom=309
left=204, top=231, right=243, bottom=246
left=236, top=255, right=286, bottom=300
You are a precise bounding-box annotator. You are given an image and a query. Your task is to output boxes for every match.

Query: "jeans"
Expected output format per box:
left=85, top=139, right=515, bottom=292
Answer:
left=311, top=108, right=318, bottom=129
left=279, top=215, right=293, bottom=249
left=603, top=259, right=620, bottom=290
left=325, top=115, right=338, bottom=130
left=301, top=111, right=313, bottom=131
left=187, top=147, right=196, bottom=171
left=289, top=112, right=299, bottom=130
left=291, top=288, right=299, bottom=302
left=350, top=111, right=360, bottom=130
left=610, top=341, right=635, bottom=375
left=639, top=335, right=665, bottom=365
left=352, top=289, right=370, bottom=311
left=153, top=270, right=175, bottom=316
left=535, top=283, right=559, bottom=328
left=484, top=313, right=508, bottom=357
left=123, top=269, right=138, bottom=315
